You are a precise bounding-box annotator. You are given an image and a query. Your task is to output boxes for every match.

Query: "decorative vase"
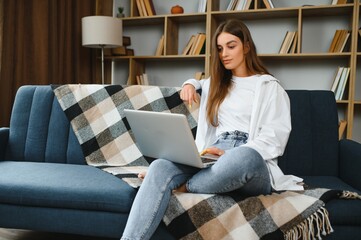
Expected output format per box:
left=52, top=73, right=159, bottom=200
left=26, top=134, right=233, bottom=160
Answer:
left=171, top=5, right=184, bottom=14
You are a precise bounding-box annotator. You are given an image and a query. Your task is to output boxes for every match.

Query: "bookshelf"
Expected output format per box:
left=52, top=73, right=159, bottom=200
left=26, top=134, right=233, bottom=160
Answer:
left=108, top=0, right=360, bottom=142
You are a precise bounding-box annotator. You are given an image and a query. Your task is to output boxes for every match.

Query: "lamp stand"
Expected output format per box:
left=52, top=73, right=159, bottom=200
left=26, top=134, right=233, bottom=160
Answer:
left=101, top=45, right=105, bottom=85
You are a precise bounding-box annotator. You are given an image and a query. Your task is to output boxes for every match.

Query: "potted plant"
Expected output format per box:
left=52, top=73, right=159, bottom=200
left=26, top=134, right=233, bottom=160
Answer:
left=117, top=7, right=124, bottom=18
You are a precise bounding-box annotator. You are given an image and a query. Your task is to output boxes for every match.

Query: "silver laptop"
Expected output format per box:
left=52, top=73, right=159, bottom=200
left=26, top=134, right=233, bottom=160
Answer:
left=124, top=109, right=218, bottom=168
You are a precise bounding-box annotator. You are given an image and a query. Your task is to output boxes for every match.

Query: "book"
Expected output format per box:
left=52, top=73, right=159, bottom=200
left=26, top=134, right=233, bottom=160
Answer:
left=136, top=75, right=142, bottom=85
left=333, top=30, right=348, bottom=52
left=227, top=0, right=237, bottom=11
left=139, top=0, right=148, bottom=16
left=263, top=0, right=274, bottom=9
left=338, top=67, right=350, bottom=100
left=182, top=35, right=196, bottom=55
left=338, top=120, right=347, bottom=140
left=111, top=46, right=134, bottom=56
left=329, top=29, right=349, bottom=53
left=235, top=0, right=246, bottom=10
left=331, top=0, right=347, bottom=4
left=111, top=46, right=127, bottom=56
left=143, top=0, right=156, bottom=16
left=335, top=67, right=350, bottom=100
left=135, top=74, right=150, bottom=85
left=279, top=31, right=288, bottom=53
left=337, top=31, right=350, bottom=52
left=289, top=31, right=298, bottom=53
left=189, top=34, right=201, bottom=55
left=328, top=30, right=342, bottom=52
left=268, top=0, right=275, bottom=8
left=336, top=0, right=347, bottom=4
left=135, top=0, right=145, bottom=16
left=198, top=0, right=207, bottom=12
left=155, top=35, right=165, bottom=56
left=279, top=31, right=296, bottom=54
left=233, top=0, right=252, bottom=10
left=126, top=48, right=134, bottom=56
left=244, top=0, right=253, bottom=10
left=330, top=66, right=344, bottom=93
left=192, top=33, right=206, bottom=55
left=194, top=72, right=205, bottom=80
left=142, top=73, right=150, bottom=85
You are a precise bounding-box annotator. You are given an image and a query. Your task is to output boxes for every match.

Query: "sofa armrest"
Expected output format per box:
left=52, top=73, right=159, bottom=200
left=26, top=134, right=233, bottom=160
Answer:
left=339, top=139, right=361, bottom=191
left=0, top=127, right=9, bottom=160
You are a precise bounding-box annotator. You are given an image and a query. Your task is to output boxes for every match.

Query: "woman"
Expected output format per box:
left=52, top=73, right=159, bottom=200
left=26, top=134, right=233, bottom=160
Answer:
left=120, top=19, right=303, bottom=240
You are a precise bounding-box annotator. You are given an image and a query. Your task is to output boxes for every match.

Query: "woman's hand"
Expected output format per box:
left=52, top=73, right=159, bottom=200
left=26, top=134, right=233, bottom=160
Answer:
left=180, top=84, right=198, bottom=108
left=200, top=147, right=225, bottom=156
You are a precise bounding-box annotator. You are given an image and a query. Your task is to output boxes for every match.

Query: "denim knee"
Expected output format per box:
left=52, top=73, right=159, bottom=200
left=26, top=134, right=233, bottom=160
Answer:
left=147, top=159, right=193, bottom=190
left=147, top=159, right=175, bottom=182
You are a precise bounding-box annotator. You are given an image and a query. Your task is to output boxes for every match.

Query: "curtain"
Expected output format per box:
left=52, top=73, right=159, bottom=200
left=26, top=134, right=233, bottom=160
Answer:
left=0, top=0, right=114, bottom=127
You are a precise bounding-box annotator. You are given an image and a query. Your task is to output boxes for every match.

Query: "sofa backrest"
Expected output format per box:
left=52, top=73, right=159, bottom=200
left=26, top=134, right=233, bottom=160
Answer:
left=5, top=85, right=85, bottom=164
left=6, top=86, right=340, bottom=175
left=279, top=90, right=339, bottom=176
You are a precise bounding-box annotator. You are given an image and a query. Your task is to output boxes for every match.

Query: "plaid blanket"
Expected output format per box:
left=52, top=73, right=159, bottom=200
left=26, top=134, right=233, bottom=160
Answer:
left=53, top=84, right=360, bottom=240
left=164, top=188, right=360, bottom=240
left=52, top=84, right=199, bottom=187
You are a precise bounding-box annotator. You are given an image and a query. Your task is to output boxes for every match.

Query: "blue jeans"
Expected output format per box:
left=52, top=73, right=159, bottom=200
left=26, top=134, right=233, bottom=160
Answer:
left=121, top=131, right=271, bottom=240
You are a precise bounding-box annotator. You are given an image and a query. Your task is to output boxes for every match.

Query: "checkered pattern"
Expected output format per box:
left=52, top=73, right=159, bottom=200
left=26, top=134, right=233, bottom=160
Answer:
left=53, top=84, right=360, bottom=239
left=52, top=84, right=199, bottom=187
left=164, top=188, right=343, bottom=240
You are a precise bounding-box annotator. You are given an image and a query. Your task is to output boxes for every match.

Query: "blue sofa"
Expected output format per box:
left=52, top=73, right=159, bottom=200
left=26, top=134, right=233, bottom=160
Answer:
left=0, top=85, right=360, bottom=239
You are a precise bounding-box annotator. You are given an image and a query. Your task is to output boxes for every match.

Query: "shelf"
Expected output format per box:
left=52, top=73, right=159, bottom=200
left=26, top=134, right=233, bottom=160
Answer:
left=301, top=4, right=354, bottom=17
left=259, top=53, right=352, bottom=60
left=122, top=13, right=208, bottom=27
left=211, top=4, right=353, bottom=21
left=106, top=55, right=206, bottom=61
left=112, top=0, right=360, bottom=140
left=122, top=16, right=164, bottom=26
left=336, top=100, right=351, bottom=104
left=108, top=53, right=351, bottom=61
left=211, top=8, right=299, bottom=21
left=166, top=13, right=207, bottom=23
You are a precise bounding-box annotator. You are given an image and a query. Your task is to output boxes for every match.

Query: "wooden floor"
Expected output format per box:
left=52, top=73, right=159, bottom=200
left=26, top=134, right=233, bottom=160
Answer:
left=0, top=228, right=117, bottom=240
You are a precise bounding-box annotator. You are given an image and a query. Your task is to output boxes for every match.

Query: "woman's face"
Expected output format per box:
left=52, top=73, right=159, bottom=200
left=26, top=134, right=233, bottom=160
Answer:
left=217, top=32, right=248, bottom=76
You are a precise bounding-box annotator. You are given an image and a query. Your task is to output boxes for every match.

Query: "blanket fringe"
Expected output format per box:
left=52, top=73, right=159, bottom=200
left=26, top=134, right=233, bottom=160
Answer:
left=340, top=191, right=361, bottom=200
left=284, top=207, right=333, bottom=240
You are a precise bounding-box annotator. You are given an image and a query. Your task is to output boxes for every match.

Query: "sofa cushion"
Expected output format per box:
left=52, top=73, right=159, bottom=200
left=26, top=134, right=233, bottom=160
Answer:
left=303, top=176, right=361, bottom=226
left=6, top=86, right=85, bottom=165
left=0, top=161, right=137, bottom=213
left=279, top=91, right=339, bottom=177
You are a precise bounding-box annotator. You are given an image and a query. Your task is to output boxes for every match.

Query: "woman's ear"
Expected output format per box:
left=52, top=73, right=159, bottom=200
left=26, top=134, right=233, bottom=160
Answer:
left=244, top=42, right=250, bottom=54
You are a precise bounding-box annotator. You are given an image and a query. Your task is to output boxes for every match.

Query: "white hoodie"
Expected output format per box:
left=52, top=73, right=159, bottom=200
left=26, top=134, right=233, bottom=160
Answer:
left=183, top=75, right=303, bottom=191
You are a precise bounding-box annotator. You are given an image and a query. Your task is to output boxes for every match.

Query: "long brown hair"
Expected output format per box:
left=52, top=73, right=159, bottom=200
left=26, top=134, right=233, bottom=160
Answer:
left=207, top=19, right=270, bottom=127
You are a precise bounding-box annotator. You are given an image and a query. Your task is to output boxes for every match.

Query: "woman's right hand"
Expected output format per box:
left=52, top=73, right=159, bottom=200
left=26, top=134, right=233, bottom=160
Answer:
left=180, top=84, right=198, bottom=108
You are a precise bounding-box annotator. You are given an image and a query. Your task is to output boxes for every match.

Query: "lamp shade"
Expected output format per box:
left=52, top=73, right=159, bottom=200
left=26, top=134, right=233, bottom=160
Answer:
left=82, top=16, right=122, bottom=48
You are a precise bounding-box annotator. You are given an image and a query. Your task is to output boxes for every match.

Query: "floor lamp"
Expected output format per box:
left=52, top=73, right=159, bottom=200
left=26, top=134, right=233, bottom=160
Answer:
left=82, top=16, right=123, bottom=85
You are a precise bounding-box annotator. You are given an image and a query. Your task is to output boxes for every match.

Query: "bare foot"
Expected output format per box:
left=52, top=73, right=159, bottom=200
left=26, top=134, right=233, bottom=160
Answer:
left=174, top=184, right=188, bottom=193
left=138, top=171, right=147, bottom=180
